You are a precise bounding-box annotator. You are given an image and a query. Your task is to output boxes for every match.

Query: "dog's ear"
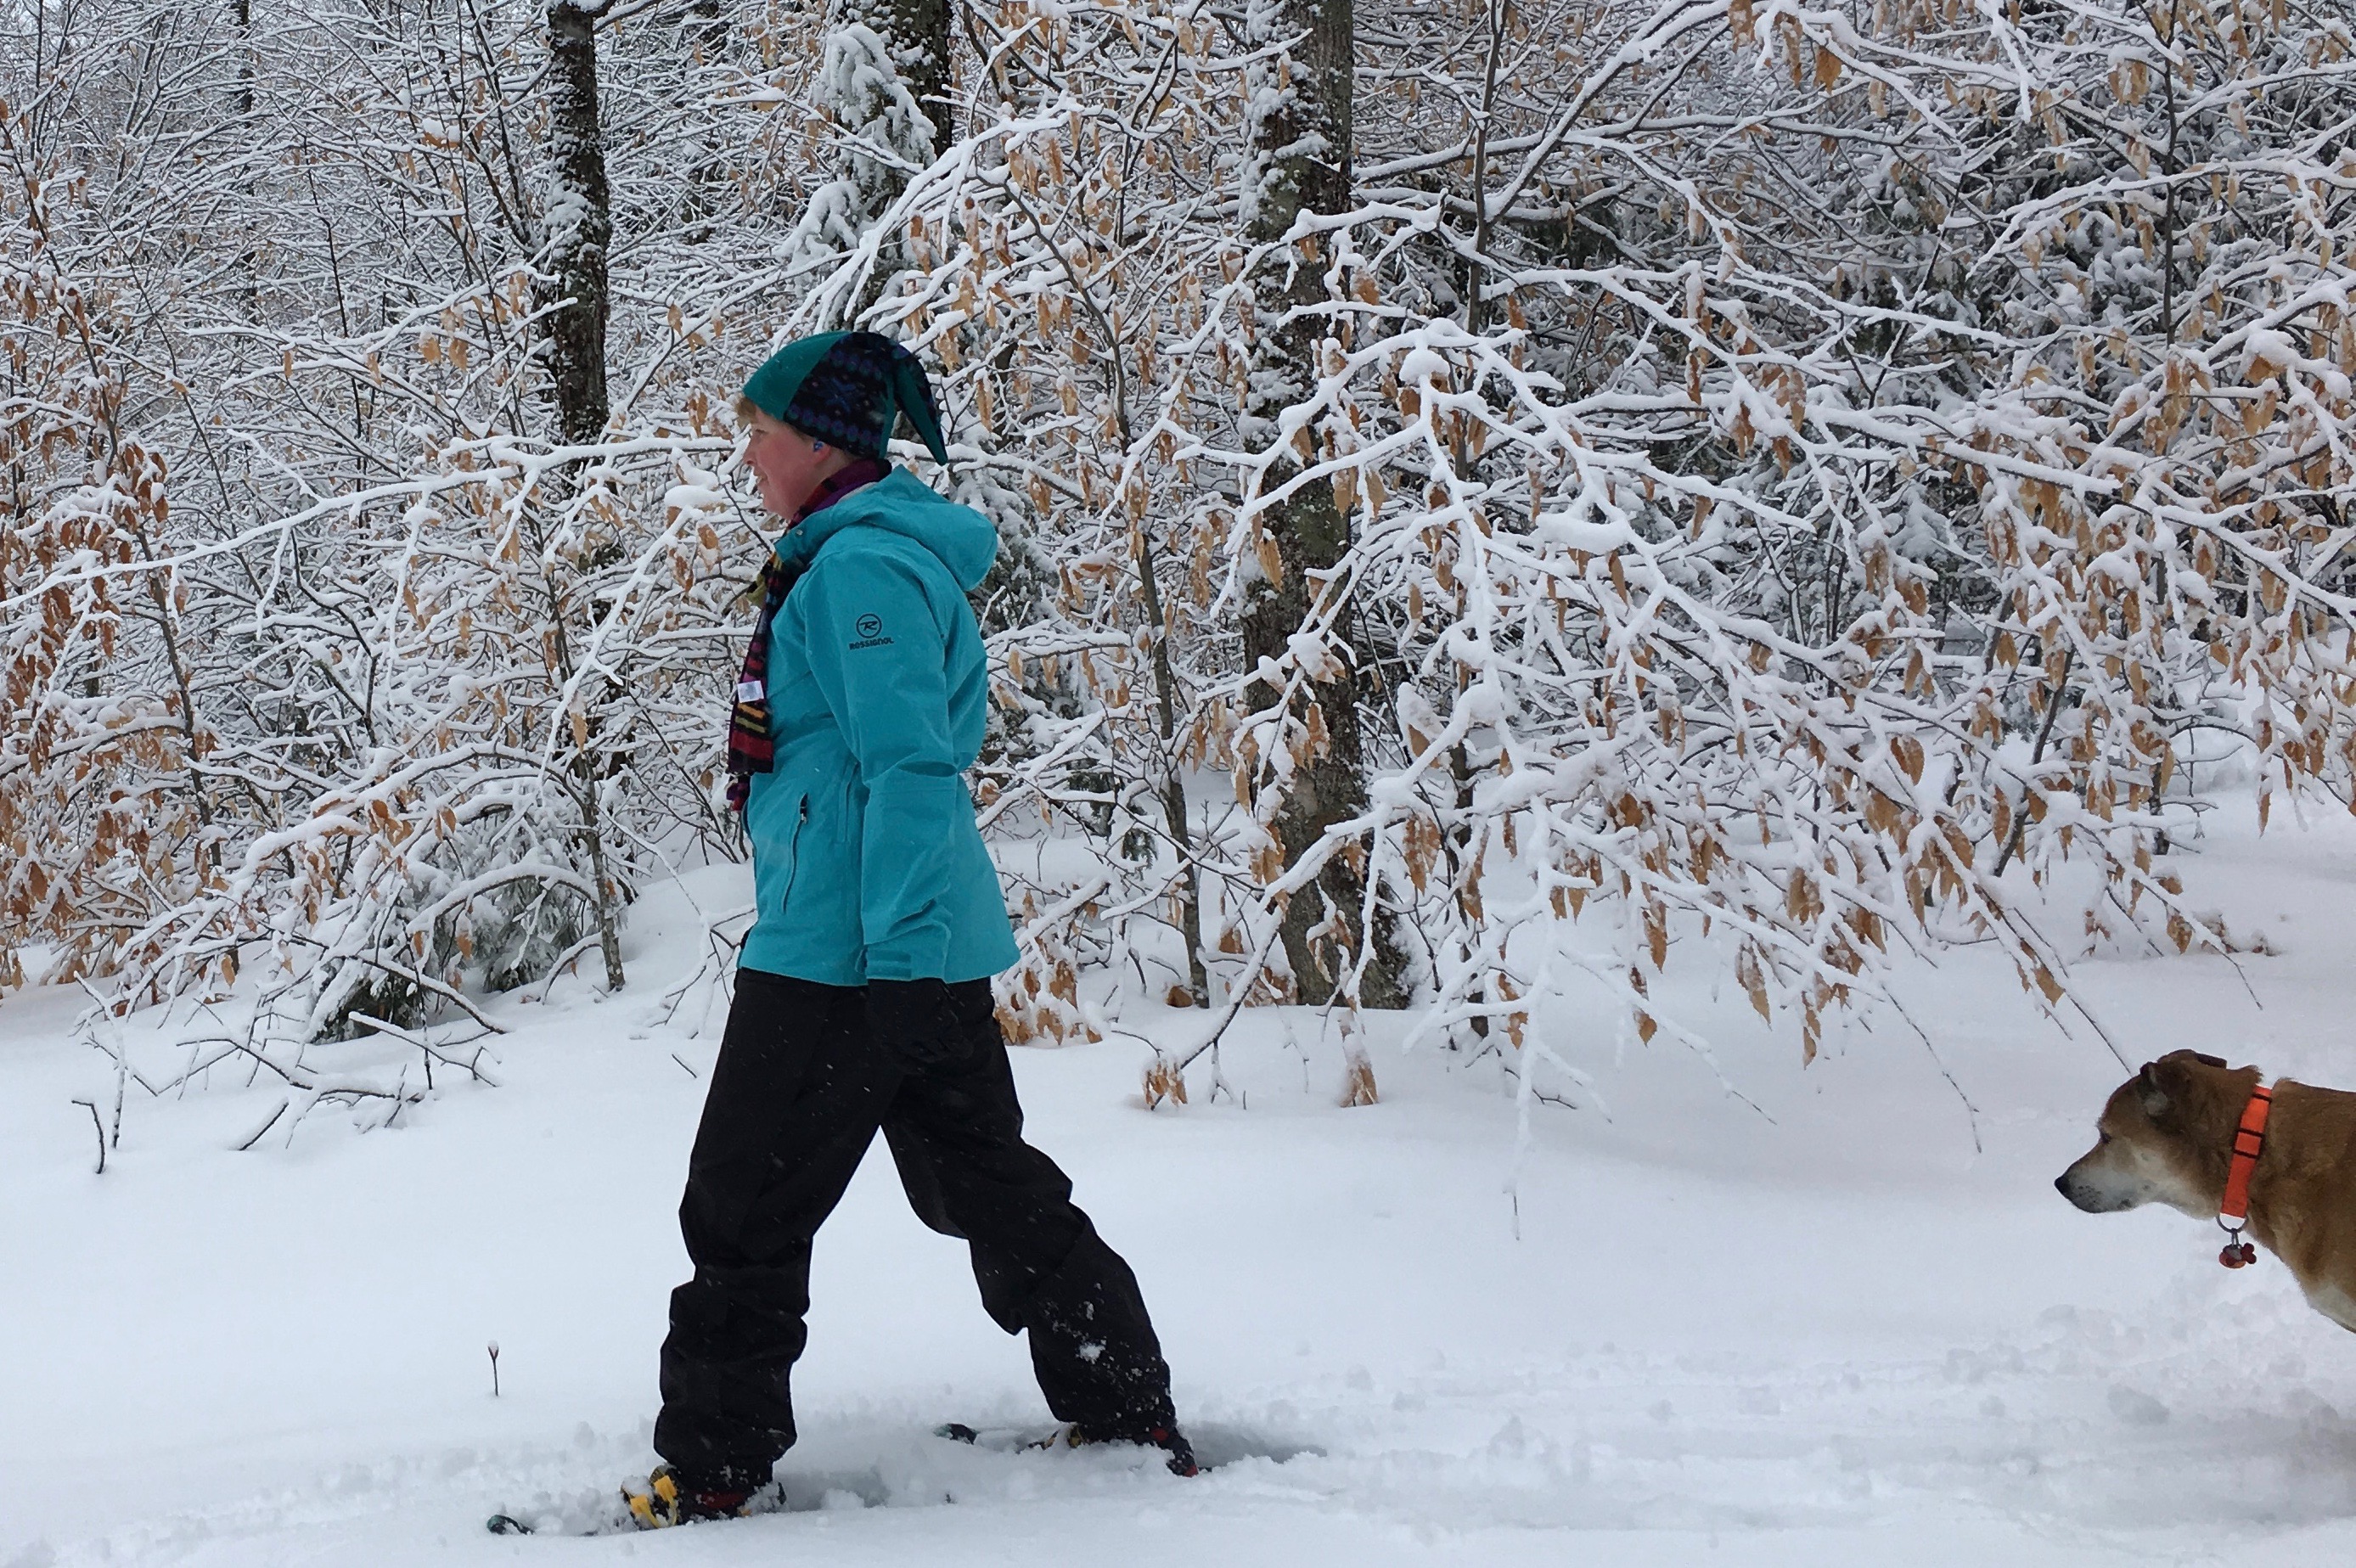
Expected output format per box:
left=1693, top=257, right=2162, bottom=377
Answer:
left=2189, top=1052, right=2227, bottom=1069
left=2136, top=1060, right=2173, bottom=1120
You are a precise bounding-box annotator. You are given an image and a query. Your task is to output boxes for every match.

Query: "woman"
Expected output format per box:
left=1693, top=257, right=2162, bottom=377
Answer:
left=627, top=331, right=1190, bottom=1529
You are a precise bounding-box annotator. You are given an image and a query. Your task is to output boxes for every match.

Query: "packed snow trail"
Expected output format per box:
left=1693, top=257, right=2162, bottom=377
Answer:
left=7, top=801, right=2356, bottom=1565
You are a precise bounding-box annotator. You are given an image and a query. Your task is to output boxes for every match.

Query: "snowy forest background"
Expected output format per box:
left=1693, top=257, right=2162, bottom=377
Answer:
left=4, top=0, right=2355, bottom=1111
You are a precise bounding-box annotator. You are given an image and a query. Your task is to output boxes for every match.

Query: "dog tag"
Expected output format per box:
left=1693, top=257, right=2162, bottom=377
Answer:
left=2218, top=1240, right=2257, bottom=1268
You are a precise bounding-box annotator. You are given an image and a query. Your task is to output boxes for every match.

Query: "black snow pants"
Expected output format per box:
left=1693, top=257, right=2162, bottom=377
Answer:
left=653, top=968, right=1177, bottom=1481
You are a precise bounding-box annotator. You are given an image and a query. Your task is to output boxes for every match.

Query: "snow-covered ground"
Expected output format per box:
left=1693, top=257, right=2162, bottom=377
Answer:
left=9, top=797, right=2356, bottom=1565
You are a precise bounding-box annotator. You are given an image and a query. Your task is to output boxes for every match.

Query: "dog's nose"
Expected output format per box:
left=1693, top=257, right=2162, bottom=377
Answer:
left=2053, top=1176, right=2070, bottom=1197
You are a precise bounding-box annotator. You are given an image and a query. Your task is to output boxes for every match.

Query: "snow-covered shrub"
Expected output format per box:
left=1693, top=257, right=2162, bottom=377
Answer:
left=3, top=0, right=2353, bottom=1117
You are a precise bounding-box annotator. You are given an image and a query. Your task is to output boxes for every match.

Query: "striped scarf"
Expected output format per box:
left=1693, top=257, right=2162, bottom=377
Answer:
left=725, top=458, right=889, bottom=812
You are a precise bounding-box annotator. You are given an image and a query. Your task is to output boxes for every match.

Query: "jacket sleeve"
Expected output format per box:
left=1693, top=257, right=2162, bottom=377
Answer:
left=794, top=545, right=964, bottom=981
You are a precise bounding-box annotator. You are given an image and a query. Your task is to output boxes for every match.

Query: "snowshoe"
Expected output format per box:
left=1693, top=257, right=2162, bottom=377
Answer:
left=619, top=1463, right=772, bottom=1529
left=938, top=1419, right=1200, bottom=1476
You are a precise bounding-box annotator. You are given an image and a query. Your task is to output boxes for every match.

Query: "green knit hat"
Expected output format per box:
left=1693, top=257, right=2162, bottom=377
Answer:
left=741, top=330, right=949, bottom=464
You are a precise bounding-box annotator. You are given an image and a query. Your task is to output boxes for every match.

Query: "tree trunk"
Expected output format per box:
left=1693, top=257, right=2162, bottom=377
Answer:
left=682, top=0, right=732, bottom=235
left=540, top=0, right=626, bottom=992
left=1242, top=0, right=1351, bottom=241
left=869, top=0, right=952, bottom=158
left=1239, top=0, right=1405, bottom=1009
left=1135, top=534, right=1212, bottom=1008
left=541, top=0, right=612, bottom=447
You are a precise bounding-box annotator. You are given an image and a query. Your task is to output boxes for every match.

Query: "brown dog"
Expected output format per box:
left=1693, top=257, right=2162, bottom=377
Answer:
left=2056, top=1048, right=2356, bottom=1331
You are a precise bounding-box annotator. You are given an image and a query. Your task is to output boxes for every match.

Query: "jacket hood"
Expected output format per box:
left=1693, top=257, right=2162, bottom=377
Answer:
left=774, top=468, right=998, bottom=591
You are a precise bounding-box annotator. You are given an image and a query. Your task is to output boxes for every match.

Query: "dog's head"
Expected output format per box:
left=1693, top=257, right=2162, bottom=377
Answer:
left=2055, top=1050, right=2255, bottom=1218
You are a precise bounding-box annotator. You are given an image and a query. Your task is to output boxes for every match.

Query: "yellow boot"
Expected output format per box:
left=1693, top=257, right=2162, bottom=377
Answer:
left=620, top=1464, right=759, bottom=1529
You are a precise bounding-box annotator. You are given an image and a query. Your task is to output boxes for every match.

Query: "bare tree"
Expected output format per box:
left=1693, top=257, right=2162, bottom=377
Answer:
left=541, top=0, right=612, bottom=447
left=1236, top=0, right=1409, bottom=1008
left=538, top=0, right=627, bottom=992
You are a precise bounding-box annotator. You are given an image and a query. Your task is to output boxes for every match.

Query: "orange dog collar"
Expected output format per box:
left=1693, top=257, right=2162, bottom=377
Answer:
left=2217, top=1082, right=2272, bottom=1267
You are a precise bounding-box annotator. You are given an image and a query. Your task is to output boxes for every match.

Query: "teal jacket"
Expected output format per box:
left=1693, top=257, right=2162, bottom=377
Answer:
left=738, top=469, right=1019, bottom=986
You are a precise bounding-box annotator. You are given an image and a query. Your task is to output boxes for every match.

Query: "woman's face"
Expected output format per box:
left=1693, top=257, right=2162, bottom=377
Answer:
left=743, top=407, right=844, bottom=520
